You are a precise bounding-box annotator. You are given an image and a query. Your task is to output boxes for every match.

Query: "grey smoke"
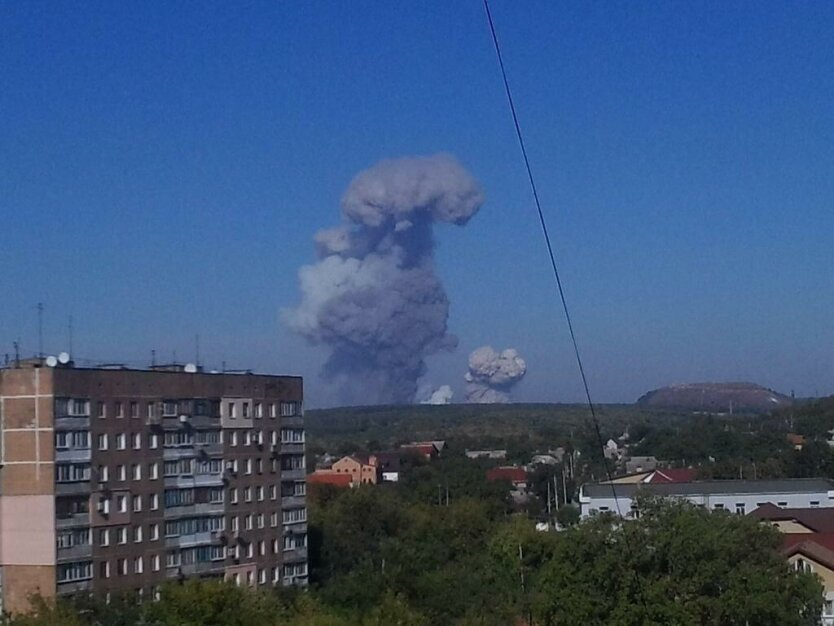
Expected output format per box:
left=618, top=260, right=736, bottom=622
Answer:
left=464, top=346, right=527, bottom=403
left=285, top=154, right=484, bottom=405
left=420, top=385, right=454, bottom=405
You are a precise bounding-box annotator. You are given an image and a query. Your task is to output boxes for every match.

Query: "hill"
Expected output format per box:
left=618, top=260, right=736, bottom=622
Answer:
left=636, top=382, right=792, bottom=414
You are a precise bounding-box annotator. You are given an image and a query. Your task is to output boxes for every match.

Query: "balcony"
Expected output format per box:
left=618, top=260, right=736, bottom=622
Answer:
left=162, top=447, right=197, bottom=461
left=280, top=443, right=305, bottom=455
left=281, top=415, right=304, bottom=428
left=164, top=531, right=213, bottom=550
left=54, top=416, right=90, bottom=429
left=57, top=579, right=93, bottom=596
left=282, top=547, right=307, bottom=564
left=55, top=482, right=91, bottom=497
left=281, top=495, right=306, bottom=509
left=283, top=522, right=307, bottom=535
left=166, top=561, right=224, bottom=579
left=165, top=502, right=224, bottom=518
left=280, top=468, right=305, bottom=481
left=164, top=473, right=224, bottom=489
left=57, top=544, right=93, bottom=562
left=56, top=448, right=92, bottom=463
left=56, top=512, right=91, bottom=529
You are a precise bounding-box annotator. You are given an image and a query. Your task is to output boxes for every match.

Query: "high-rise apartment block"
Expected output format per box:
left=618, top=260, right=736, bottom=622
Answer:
left=0, top=359, right=307, bottom=614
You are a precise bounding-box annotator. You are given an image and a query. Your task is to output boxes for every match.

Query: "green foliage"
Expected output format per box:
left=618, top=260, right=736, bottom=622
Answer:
left=533, top=497, right=823, bottom=626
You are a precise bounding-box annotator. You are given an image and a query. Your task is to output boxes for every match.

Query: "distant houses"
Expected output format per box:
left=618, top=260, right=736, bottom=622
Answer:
left=309, top=441, right=441, bottom=488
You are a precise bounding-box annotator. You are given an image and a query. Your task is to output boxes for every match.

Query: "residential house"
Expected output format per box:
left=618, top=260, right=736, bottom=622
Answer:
left=486, top=466, right=529, bottom=502
left=788, top=433, right=807, bottom=451
left=307, top=472, right=353, bottom=488
left=625, top=456, right=658, bottom=474
left=465, top=449, right=507, bottom=460
left=369, top=452, right=401, bottom=482
left=579, top=478, right=834, bottom=519
left=401, top=441, right=444, bottom=461
left=750, top=504, right=834, bottom=625
left=330, top=455, right=378, bottom=485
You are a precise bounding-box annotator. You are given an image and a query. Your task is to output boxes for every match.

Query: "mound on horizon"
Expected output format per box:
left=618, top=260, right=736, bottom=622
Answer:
left=637, top=382, right=792, bottom=414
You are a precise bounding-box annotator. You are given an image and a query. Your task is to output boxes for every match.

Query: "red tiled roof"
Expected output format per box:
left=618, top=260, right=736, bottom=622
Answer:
left=646, top=468, right=699, bottom=484
left=749, top=505, right=834, bottom=533
left=401, top=444, right=436, bottom=457
left=782, top=534, right=834, bottom=571
left=486, top=467, right=527, bottom=483
left=308, top=472, right=353, bottom=487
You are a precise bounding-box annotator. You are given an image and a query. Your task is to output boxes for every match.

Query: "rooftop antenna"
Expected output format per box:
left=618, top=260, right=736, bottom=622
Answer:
left=151, top=349, right=157, bottom=367
left=13, top=341, right=20, bottom=367
left=195, top=334, right=200, bottom=366
left=68, top=315, right=74, bottom=357
left=37, top=302, right=44, bottom=358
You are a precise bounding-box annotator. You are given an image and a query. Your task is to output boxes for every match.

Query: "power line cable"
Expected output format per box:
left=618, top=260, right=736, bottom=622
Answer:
left=481, top=0, right=621, bottom=513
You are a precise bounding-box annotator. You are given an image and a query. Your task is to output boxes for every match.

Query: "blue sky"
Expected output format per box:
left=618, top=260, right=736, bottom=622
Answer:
left=2, top=1, right=833, bottom=406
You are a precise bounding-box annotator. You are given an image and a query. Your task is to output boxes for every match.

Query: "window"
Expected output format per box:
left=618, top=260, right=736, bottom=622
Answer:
left=132, top=494, right=142, bottom=512
left=228, top=402, right=236, bottom=419
left=58, top=561, right=92, bottom=583
left=133, top=525, right=143, bottom=543
left=269, top=403, right=277, bottom=418
left=57, top=528, right=91, bottom=549
left=99, top=561, right=110, bottom=579
left=713, top=503, right=724, bottom=511
left=134, top=557, right=143, bottom=574
left=242, top=401, right=250, bottom=418
left=150, top=494, right=159, bottom=510
left=230, top=488, right=238, bottom=504
left=150, top=523, right=160, bottom=541
left=114, top=401, right=123, bottom=418
left=130, top=402, right=138, bottom=418
left=283, top=508, right=307, bottom=524
left=99, top=529, right=110, bottom=546
left=132, top=433, right=141, bottom=450
left=271, top=512, right=278, bottom=527
left=117, top=496, right=127, bottom=514
left=117, top=527, right=127, bottom=544
left=97, top=434, right=108, bottom=450
left=166, top=552, right=181, bottom=568
left=811, top=501, right=821, bottom=508
left=735, top=503, right=745, bottom=515
left=795, top=558, right=813, bottom=574
left=244, top=515, right=253, bottom=530
left=230, top=431, right=238, bottom=447
left=149, top=462, right=159, bottom=480
left=56, top=463, right=91, bottom=483
left=147, top=402, right=155, bottom=419
left=270, top=485, right=277, bottom=500
left=272, top=539, right=279, bottom=554
left=255, top=402, right=262, bottom=419
left=97, top=402, right=106, bottom=418
left=118, top=558, right=128, bottom=575
left=256, top=486, right=264, bottom=501
left=152, top=555, right=160, bottom=572
left=244, top=487, right=252, bottom=502
left=778, top=501, right=788, bottom=507
left=259, top=568, right=266, bottom=584
left=246, top=543, right=254, bottom=559
left=163, top=401, right=177, bottom=417
left=132, top=464, right=142, bottom=481
left=71, top=399, right=90, bottom=416
left=824, top=600, right=834, bottom=617
left=230, top=516, right=239, bottom=532
left=116, top=433, right=126, bottom=450
left=281, top=428, right=305, bottom=443
left=245, top=459, right=252, bottom=475
left=209, top=488, right=224, bottom=504
left=280, top=401, right=299, bottom=417
left=118, top=465, right=126, bottom=481
left=149, top=433, right=159, bottom=449
left=164, top=488, right=194, bottom=507
left=256, top=513, right=264, bottom=529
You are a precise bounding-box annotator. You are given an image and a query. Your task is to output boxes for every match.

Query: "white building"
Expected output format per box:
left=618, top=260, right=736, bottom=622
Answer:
left=579, top=478, right=834, bottom=519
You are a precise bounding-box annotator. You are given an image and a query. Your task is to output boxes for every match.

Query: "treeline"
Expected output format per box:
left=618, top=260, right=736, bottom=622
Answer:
left=8, top=456, right=824, bottom=625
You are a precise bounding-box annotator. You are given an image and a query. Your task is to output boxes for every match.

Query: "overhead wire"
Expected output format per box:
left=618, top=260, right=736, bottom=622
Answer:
left=481, top=0, right=623, bottom=515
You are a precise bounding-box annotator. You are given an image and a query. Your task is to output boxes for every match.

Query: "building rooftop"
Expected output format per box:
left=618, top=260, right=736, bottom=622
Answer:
left=583, top=478, right=834, bottom=498
left=749, top=504, right=834, bottom=533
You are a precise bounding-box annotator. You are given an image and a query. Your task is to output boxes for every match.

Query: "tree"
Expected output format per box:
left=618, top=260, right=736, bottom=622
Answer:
left=532, top=496, right=823, bottom=626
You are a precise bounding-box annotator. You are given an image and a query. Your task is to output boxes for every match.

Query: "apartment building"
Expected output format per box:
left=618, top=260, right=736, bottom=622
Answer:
left=0, top=358, right=308, bottom=614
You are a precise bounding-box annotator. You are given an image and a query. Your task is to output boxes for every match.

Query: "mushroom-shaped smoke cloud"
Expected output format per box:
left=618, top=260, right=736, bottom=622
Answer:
left=285, top=154, right=485, bottom=405
left=464, top=346, right=527, bottom=403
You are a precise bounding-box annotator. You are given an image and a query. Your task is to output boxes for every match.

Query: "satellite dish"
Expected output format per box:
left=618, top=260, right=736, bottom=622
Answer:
left=45, top=355, right=58, bottom=368
left=184, top=363, right=197, bottom=373
left=58, top=352, right=70, bottom=364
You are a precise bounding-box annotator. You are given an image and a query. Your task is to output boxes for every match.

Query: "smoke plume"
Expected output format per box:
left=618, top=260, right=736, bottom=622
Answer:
left=285, top=154, right=484, bottom=405
left=464, top=346, right=527, bottom=403
left=420, top=385, right=454, bottom=405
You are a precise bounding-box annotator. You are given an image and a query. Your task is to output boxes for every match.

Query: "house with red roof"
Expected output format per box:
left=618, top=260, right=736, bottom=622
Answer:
left=644, top=468, right=700, bottom=484
left=307, top=472, right=353, bottom=488
left=486, top=466, right=528, bottom=488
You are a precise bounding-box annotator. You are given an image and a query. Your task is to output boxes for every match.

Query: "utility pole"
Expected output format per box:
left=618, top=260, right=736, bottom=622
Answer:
left=562, top=470, right=568, bottom=505
left=546, top=480, right=552, bottom=516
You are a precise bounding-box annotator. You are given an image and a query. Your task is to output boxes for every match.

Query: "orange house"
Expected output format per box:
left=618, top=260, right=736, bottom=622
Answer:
left=330, top=455, right=379, bottom=485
